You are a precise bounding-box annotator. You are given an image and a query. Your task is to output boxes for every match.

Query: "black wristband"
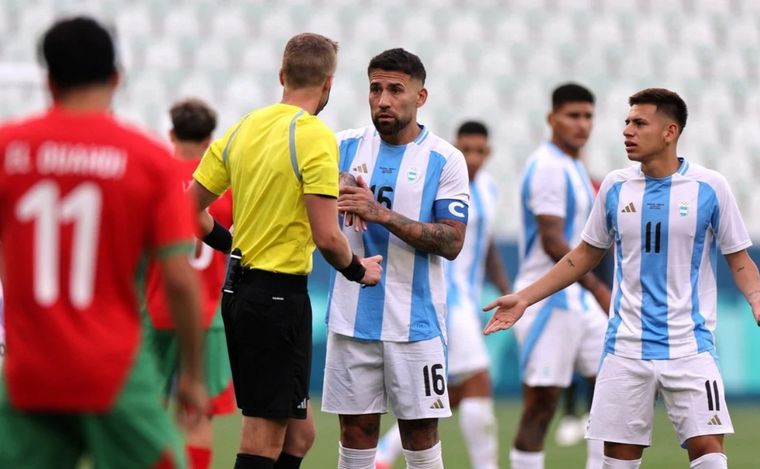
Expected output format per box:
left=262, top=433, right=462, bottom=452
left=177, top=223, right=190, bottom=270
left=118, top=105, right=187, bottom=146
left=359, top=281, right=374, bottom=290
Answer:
left=202, top=219, right=232, bottom=253
left=338, top=254, right=366, bottom=283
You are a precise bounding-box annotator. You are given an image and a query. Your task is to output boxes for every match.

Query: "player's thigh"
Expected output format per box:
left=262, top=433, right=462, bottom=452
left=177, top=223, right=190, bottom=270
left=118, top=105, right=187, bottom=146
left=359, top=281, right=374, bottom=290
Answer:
left=384, top=337, right=452, bottom=420
left=204, top=318, right=233, bottom=400
left=0, top=382, right=81, bottom=469
left=322, top=332, right=386, bottom=415
left=586, top=354, right=657, bottom=446
left=146, top=328, right=179, bottom=398
left=447, top=302, right=490, bottom=384
left=516, top=302, right=584, bottom=387
left=85, top=342, right=185, bottom=469
left=575, top=309, right=608, bottom=378
left=658, top=352, right=734, bottom=446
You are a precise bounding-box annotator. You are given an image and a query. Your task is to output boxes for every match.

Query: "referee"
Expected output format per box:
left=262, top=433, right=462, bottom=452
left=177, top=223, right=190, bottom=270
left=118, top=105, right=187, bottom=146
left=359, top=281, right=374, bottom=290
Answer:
left=190, top=33, right=382, bottom=469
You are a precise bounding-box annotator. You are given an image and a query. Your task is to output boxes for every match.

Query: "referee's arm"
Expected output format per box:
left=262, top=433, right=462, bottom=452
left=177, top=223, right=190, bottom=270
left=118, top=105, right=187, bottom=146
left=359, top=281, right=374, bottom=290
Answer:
left=305, top=194, right=353, bottom=268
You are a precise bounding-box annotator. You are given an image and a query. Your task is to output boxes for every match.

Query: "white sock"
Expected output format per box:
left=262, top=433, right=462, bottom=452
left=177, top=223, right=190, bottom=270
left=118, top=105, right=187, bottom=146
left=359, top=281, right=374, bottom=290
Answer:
left=510, top=448, right=544, bottom=469
left=402, top=441, right=443, bottom=469
left=459, top=397, right=498, bottom=469
left=602, top=455, right=641, bottom=469
left=585, top=439, right=604, bottom=469
left=338, top=442, right=376, bottom=469
left=690, top=453, right=728, bottom=469
left=376, top=423, right=403, bottom=466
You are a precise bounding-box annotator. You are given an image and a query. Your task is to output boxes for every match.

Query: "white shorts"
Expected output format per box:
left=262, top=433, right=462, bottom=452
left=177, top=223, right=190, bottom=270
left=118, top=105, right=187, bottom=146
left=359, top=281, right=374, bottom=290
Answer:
left=512, top=297, right=607, bottom=387
left=322, top=331, right=452, bottom=420
left=447, top=299, right=490, bottom=384
left=587, top=352, right=734, bottom=446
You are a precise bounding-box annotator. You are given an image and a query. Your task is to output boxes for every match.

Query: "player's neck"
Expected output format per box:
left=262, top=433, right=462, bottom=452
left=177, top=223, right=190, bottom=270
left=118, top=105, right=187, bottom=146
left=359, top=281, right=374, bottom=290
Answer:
left=550, top=136, right=581, bottom=159
left=173, top=142, right=204, bottom=161
left=380, top=123, right=420, bottom=146
left=52, top=86, right=113, bottom=114
left=281, top=88, right=323, bottom=115
left=640, top=151, right=681, bottom=178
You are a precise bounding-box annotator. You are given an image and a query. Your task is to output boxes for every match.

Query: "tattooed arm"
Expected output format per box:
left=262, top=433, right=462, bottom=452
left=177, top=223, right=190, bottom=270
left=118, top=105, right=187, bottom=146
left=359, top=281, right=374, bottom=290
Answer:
left=337, top=185, right=466, bottom=260
left=537, top=215, right=611, bottom=312
left=482, top=241, right=607, bottom=334
left=725, top=249, right=760, bottom=326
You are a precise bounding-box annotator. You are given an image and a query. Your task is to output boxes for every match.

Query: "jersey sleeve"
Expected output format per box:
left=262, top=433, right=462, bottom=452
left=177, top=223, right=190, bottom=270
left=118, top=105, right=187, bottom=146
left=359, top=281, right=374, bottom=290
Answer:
left=193, top=128, right=235, bottom=196
left=435, top=150, right=469, bottom=203
left=528, top=160, right=566, bottom=218
left=712, top=176, right=752, bottom=254
left=151, top=159, right=196, bottom=258
left=581, top=173, right=616, bottom=249
left=297, top=119, right=339, bottom=197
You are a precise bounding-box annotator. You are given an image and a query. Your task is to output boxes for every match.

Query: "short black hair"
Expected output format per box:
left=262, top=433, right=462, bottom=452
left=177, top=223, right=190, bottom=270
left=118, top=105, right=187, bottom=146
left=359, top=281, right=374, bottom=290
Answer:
left=457, top=121, right=488, bottom=138
left=629, top=88, right=688, bottom=133
left=170, top=98, right=217, bottom=142
left=552, top=83, right=595, bottom=110
left=368, top=48, right=426, bottom=84
left=40, top=16, right=117, bottom=90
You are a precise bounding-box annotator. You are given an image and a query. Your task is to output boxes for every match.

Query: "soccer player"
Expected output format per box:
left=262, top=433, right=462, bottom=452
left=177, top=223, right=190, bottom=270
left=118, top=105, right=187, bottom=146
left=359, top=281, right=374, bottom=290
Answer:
left=510, top=83, right=610, bottom=469
left=324, top=48, right=470, bottom=469
left=484, top=88, right=760, bottom=469
left=374, top=121, right=509, bottom=469
left=189, top=33, right=382, bottom=469
left=144, top=98, right=235, bottom=469
left=0, top=17, right=206, bottom=468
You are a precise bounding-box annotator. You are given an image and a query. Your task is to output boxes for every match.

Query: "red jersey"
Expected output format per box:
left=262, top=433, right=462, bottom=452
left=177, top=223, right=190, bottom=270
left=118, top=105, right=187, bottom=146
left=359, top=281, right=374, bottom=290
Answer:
left=145, top=159, right=232, bottom=329
left=0, top=107, right=195, bottom=412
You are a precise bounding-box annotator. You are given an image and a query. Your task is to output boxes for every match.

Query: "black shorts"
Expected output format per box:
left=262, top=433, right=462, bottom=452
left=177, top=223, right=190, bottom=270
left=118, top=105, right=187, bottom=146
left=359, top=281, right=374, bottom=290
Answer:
left=221, top=268, right=311, bottom=419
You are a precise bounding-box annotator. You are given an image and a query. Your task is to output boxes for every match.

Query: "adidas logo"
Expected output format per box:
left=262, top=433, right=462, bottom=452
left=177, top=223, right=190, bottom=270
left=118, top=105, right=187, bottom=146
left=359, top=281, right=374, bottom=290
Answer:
left=429, top=399, right=445, bottom=410
left=296, top=398, right=308, bottom=410
left=707, top=414, right=722, bottom=426
left=352, top=163, right=369, bottom=174
left=621, top=202, right=637, bottom=213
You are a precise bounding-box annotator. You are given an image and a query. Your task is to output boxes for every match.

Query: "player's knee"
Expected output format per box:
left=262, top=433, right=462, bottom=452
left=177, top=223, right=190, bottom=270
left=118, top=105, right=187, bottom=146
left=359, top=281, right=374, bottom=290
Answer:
left=398, top=418, right=439, bottom=451
left=686, top=435, right=725, bottom=461
left=340, top=415, right=381, bottom=448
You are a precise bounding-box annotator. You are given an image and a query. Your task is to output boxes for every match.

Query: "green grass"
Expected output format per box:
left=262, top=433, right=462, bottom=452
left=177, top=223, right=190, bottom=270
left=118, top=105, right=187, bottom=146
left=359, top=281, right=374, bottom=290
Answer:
left=211, top=399, right=760, bottom=468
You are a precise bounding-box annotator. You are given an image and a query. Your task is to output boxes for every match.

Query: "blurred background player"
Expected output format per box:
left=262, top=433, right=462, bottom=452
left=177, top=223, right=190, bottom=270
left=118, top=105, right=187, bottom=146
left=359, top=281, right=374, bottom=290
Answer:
left=190, top=33, right=382, bottom=469
left=143, top=97, right=235, bottom=469
left=375, top=120, right=509, bottom=469
left=324, top=48, right=469, bottom=469
left=483, top=87, right=760, bottom=469
left=510, top=83, right=610, bottom=469
left=0, top=16, right=206, bottom=468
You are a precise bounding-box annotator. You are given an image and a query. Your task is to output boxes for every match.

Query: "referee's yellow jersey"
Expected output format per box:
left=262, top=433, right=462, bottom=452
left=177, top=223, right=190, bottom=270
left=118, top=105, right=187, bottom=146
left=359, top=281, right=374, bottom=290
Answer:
left=193, top=103, right=339, bottom=275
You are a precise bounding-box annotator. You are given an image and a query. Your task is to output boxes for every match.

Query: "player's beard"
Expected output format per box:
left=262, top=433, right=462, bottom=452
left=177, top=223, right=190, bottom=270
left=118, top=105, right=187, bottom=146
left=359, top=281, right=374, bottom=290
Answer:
left=372, top=114, right=411, bottom=138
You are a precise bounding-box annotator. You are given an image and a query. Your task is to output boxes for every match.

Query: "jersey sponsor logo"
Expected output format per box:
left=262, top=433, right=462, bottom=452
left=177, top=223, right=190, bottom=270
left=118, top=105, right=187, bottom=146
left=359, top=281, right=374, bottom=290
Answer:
left=407, top=167, right=419, bottom=182
left=352, top=163, right=369, bottom=174
left=448, top=201, right=466, bottom=218
left=621, top=202, right=637, bottom=213
left=679, top=201, right=689, bottom=217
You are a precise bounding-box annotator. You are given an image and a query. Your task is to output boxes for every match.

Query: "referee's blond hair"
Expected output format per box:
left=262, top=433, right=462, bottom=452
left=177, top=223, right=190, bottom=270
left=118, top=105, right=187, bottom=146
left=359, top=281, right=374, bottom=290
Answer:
left=281, top=33, right=339, bottom=89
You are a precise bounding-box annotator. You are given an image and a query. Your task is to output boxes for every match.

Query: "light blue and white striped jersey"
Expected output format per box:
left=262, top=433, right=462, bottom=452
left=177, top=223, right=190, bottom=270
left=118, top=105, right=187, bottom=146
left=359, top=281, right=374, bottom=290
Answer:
left=446, top=171, right=499, bottom=310
left=581, top=159, right=751, bottom=360
left=516, top=142, right=595, bottom=312
left=327, top=125, right=470, bottom=342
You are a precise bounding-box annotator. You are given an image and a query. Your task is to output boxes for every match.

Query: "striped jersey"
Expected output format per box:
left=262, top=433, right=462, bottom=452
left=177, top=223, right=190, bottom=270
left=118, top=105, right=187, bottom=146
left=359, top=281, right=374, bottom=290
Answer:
left=447, top=171, right=499, bottom=310
left=516, top=142, right=595, bottom=312
left=327, top=125, right=470, bottom=342
left=581, top=159, right=751, bottom=360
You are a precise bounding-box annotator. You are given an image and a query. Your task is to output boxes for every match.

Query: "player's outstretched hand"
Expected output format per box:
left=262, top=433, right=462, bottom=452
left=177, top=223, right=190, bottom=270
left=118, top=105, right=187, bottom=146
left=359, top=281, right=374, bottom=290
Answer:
left=360, top=254, right=383, bottom=286
left=482, top=294, right=528, bottom=335
left=175, top=373, right=209, bottom=430
left=338, top=178, right=385, bottom=224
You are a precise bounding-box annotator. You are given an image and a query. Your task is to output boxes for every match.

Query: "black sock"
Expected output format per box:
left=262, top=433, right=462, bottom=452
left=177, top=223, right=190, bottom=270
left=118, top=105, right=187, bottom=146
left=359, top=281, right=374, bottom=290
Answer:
left=274, top=452, right=303, bottom=469
left=235, top=453, right=275, bottom=469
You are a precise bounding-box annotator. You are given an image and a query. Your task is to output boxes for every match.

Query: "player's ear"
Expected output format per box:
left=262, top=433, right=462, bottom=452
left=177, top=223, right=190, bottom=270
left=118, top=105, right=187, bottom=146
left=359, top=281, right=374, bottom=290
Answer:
left=663, top=122, right=679, bottom=144
left=547, top=111, right=555, bottom=127
left=279, top=69, right=285, bottom=87
left=324, top=74, right=334, bottom=92
left=417, top=86, right=428, bottom=107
